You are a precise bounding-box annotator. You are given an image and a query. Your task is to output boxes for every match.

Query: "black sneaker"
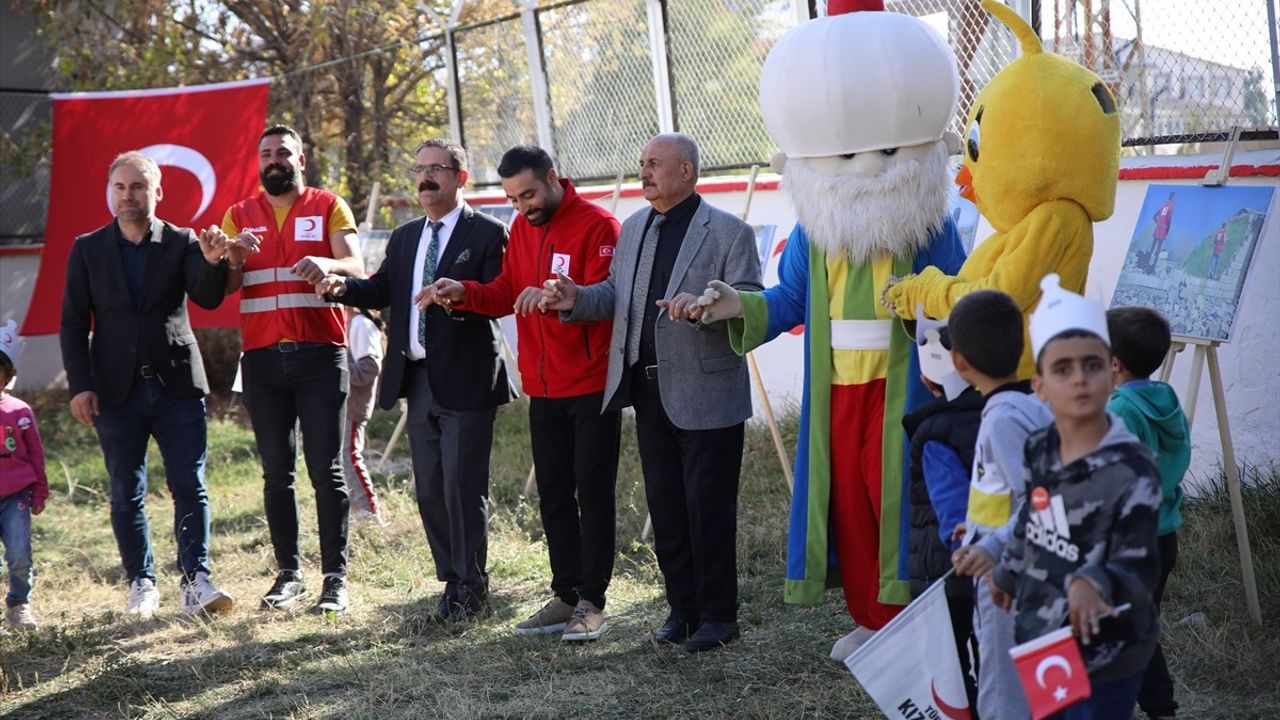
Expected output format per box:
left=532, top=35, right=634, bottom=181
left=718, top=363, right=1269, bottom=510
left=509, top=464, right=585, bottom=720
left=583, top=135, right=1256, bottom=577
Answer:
left=261, top=571, right=308, bottom=610
left=312, top=576, right=349, bottom=615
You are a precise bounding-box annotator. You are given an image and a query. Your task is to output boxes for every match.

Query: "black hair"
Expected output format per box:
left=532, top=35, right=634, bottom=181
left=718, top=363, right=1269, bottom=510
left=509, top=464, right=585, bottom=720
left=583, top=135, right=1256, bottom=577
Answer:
left=948, top=290, right=1024, bottom=378
left=260, top=124, right=302, bottom=144
left=497, top=145, right=554, bottom=181
left=1034, top=329, right=1110, bottom=374
left=0, top=351, right=12, bottom=373
left=1106, top=306, right=1171, bottom=379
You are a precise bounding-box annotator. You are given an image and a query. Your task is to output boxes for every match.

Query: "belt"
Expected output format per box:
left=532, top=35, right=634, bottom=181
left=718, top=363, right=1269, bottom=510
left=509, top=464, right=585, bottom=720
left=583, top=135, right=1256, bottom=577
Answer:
left=829, top=319, right=893, bottom=351
left=271, top=341, right=330, bottom=353
left=138, top=364, right=157, bottom=379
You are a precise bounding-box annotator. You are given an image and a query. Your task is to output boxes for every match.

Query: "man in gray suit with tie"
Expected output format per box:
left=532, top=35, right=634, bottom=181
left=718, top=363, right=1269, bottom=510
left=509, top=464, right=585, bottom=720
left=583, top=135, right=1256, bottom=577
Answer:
left=542, top=133, right=762, bottom=652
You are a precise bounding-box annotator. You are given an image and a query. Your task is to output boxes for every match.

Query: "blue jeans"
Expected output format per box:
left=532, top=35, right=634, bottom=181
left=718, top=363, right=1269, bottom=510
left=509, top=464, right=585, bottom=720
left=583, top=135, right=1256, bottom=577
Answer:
left=240, top=344, right=349, bottom=575
left=0, top=488, right=34, bottom=606
left=1049, top=670, right=1144, bottom=720
left=95, top=377, right=211, bottom=583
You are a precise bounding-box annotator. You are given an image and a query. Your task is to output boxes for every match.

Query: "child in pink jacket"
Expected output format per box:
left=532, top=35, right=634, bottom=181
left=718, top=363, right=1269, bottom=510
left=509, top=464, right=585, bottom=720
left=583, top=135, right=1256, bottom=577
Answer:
left=0, top=320, right=47, bottom=631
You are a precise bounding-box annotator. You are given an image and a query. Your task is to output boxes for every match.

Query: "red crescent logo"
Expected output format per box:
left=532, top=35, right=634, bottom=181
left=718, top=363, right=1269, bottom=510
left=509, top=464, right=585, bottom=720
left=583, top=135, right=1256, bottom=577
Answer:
left=931, top=679, right=972, bottom=720
left=303, top=218, right=318, bottom=232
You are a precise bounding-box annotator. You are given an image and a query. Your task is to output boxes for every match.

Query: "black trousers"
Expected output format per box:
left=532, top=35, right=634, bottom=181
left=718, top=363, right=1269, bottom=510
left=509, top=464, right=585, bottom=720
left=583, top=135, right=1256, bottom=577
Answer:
left=241, top=345, right=350, bottom=576
left=406, top=361, right=496, bottom=592
left=529, top=393, right=621, bottom=609
left=1138, top=531, right=1179, bottom=719
left=630, top=368, right=743, bottom=624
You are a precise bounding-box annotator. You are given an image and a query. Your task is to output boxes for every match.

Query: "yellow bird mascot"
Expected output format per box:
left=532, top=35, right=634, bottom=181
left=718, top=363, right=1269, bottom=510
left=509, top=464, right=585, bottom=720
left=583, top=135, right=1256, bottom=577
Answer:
left=882, top=0, right=1121, bottom=378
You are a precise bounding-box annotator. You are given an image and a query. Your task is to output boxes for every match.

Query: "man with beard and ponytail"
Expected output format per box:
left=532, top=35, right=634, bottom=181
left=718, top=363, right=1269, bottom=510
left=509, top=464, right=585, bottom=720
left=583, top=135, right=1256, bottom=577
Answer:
left=318, top=138, right=513, bottom=623
left=207, top=124, right=365, bottom=615
left=423, top=145, right=621, bottom=640
left=693, top=1, right=967, bottom=662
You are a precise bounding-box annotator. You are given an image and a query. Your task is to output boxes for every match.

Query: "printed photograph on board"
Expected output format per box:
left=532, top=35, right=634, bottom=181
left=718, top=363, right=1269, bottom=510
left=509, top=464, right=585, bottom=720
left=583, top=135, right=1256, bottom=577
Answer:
left=1110, top=183, right=1275, bottom=342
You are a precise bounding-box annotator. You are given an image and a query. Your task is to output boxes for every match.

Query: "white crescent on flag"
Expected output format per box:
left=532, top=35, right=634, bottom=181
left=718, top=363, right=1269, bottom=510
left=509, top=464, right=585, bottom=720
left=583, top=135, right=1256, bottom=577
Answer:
left=105, top=143, right=218, bottom=221
left=1035, top=654, right=1073, bottom=687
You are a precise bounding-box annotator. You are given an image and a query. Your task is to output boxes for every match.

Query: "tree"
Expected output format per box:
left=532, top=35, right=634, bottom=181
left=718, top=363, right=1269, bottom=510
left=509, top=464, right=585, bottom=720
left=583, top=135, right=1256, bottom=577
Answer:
left=26, top=0, right=462, bottom=218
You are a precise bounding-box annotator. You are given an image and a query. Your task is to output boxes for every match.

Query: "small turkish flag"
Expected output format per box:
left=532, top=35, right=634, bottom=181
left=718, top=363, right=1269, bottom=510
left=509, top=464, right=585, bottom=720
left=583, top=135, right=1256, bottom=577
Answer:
left=1009, top=626, right=1092, bottom=720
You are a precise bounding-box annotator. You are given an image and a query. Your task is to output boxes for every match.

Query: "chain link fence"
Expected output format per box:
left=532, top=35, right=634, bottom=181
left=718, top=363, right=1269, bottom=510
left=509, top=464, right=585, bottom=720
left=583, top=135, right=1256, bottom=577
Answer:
left=0, top=90, right=51, bottom=244
left=540, top=0, right=659, bottom=182
left=455, top=16, right=538, bottom=185
left=1037, top=0, right=1277, bottom=148
left=1, top=0, right=1275, bottom=235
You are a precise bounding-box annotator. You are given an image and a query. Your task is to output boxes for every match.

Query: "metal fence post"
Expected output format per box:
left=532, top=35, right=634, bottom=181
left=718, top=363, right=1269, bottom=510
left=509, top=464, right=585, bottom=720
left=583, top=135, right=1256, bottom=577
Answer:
left=645, top=0, right=676, bottom=133
left=1268, top=0, right=1280, bottom=129
left=521, top=0, right=557, bottom=159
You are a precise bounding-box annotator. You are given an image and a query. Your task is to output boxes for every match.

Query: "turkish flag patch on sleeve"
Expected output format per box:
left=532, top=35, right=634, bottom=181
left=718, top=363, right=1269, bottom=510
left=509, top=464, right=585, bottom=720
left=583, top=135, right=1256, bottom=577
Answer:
left=599, top=245, right=614, bottom=257
left=1009, top=626, right=1092, bottom=719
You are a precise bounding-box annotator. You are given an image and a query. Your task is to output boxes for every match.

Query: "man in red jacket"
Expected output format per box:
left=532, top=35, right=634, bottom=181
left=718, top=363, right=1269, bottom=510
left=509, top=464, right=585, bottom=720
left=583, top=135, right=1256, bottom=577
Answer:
left=427, top=145, right=621, bottom=641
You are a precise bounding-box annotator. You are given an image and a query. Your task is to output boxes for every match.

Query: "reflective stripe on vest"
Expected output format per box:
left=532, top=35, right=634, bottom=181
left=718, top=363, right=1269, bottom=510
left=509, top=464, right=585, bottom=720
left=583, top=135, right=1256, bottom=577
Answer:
left=241, top=294, right=337, bottom=314
left=232, top=187, right=346, bottom=350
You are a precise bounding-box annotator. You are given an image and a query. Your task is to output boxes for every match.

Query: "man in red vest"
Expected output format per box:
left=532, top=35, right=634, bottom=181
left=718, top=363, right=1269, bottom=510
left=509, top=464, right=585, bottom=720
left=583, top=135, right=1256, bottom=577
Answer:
left=204, top=124, right=365, bottom=614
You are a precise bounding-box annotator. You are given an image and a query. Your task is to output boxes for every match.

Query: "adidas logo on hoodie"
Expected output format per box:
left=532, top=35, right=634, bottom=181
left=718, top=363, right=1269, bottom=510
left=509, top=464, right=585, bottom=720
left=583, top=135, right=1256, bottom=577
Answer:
left=1026, top=487, right=1080, bottom=562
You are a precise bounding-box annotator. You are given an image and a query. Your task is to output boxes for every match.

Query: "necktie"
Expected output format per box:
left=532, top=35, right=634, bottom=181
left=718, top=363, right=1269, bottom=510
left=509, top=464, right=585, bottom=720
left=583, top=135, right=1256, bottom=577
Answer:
left=418, top=220, right=443, bottom=347
left=626, top=213, right=665, bottom=367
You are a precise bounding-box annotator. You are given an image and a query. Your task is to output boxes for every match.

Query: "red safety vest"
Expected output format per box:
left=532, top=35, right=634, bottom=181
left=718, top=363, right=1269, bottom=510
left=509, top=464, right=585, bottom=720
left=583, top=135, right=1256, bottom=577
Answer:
left=231, top=187, right=346, bottom=350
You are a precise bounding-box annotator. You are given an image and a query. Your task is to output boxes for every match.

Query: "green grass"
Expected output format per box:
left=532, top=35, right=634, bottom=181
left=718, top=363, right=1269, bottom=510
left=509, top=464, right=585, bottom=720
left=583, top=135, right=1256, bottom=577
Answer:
left=1, top=392, right=1276, bottom=718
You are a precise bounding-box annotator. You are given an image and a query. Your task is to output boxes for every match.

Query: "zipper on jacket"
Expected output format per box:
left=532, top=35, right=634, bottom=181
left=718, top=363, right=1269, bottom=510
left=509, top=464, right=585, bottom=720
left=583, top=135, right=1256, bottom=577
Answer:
left=582, top=326, right=591, bottom=360
left=535, top=230, right=551, bottom=397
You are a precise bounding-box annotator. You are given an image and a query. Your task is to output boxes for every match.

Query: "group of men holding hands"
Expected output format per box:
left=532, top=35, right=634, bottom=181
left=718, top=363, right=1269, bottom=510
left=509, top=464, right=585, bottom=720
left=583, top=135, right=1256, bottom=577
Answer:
left=63, top=123, right=759, bottom=652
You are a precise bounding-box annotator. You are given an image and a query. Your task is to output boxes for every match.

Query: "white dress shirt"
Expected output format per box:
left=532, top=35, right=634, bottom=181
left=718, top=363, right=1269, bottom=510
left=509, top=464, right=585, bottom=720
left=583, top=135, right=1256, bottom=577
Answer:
left=407, top=204, right=464, bottom=360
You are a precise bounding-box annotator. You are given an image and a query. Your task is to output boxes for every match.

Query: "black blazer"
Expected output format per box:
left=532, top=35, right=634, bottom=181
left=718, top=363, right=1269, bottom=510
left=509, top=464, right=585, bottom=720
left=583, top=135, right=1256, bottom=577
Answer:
left=341, top=204, right=514, bottom=412
left=59, top=218, right=229, bottom=410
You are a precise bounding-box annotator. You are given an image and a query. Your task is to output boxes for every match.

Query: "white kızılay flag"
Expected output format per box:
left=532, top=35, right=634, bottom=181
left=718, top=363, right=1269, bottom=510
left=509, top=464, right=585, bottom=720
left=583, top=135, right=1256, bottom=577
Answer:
left=844, top=574, right=972, bottom=719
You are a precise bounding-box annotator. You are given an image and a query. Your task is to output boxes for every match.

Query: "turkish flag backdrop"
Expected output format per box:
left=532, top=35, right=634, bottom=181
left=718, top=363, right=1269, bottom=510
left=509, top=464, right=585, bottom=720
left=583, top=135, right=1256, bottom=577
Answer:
left=1010, top=626, right=1092, bottom=720
left=21, top=78, right=271, bottom=335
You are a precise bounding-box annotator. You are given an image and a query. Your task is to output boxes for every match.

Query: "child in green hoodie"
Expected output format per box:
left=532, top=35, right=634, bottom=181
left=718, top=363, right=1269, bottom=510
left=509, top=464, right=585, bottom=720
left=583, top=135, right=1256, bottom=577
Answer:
left=1106, top=306, right=1190, bottom=720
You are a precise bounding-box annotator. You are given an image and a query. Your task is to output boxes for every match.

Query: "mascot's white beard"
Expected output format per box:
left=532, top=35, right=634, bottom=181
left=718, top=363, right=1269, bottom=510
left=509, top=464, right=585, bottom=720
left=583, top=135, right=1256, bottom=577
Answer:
left=782, top=141, right=952, bottom=265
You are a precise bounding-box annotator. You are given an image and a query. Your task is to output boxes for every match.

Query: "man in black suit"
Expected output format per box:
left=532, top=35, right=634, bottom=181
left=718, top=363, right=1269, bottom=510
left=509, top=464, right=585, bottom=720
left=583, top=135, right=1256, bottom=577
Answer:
left=320, top=138, right=513, bottom=621
left=60, top=151, right=235, bottom=618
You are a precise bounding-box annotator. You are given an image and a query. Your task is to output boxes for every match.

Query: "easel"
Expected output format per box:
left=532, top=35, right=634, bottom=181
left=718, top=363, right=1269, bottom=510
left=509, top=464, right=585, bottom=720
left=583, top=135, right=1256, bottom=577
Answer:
left=1152, top=126, right=1262, bottom=625
left=641, top=165, right=794, bottom=542
left=1159, top=338, right=1262, bottom=626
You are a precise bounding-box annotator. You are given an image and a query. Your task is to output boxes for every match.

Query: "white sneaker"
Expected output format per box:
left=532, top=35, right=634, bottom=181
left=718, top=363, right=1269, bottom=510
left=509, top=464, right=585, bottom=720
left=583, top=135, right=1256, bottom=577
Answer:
left=180, top=572, right=235, bottom=615
left=125, top=578, right=161, bottom=618
left=829, top=626, right=876, bottom=662
left=4, top=604, right=37, bottom=631
left=350, top=508, right=388, bottom=527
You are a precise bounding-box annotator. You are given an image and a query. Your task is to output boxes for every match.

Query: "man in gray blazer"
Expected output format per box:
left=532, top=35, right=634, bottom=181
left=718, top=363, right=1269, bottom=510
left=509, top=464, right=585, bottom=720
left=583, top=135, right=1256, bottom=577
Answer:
left=542, top=133, right=762, bottom=652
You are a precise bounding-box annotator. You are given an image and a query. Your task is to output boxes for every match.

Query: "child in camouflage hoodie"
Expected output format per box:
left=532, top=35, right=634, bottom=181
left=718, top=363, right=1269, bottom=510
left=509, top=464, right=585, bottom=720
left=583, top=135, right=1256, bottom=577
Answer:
left=991, top=276, right=1162, bottom=720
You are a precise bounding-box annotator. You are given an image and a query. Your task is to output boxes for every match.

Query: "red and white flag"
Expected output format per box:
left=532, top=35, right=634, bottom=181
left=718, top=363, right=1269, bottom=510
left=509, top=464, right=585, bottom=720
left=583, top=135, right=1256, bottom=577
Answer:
left=21, top=78, right=271, bottom=335
left=1010, top=625, right=1092, bottom=719
left=845, top=576, right=973, bottom=719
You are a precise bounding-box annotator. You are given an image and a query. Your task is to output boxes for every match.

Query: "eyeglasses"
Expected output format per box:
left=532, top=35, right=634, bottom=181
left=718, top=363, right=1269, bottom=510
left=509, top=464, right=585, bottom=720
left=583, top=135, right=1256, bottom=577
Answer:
left=409, top=163, right=460, bottom=177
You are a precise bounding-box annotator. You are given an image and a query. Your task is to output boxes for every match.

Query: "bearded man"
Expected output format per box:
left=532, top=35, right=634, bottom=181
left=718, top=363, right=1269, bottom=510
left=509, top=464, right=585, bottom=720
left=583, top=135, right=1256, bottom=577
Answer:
left=208, top=124, right=365, bottom=615
left=694, top=3, right=966, bottom=660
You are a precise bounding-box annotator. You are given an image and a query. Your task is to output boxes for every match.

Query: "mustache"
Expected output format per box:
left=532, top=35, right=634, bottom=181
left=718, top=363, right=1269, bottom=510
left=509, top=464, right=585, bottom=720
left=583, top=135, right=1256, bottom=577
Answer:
left=419, top=180, right=441, bottom=192
left=265, top=163, right=290, bottom=176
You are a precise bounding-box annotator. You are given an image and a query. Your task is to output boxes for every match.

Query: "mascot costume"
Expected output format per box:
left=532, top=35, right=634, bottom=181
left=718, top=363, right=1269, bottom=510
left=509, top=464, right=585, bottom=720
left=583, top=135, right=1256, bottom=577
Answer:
left=696, top=0, right=967, bottom=659
left=883, top=0, right=1121, bottom=379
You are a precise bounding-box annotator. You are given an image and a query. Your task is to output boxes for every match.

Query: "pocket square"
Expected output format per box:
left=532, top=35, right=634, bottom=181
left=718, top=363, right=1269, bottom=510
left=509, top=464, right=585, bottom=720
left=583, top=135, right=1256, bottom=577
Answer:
left=455, top=248, right=471, bottom=263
